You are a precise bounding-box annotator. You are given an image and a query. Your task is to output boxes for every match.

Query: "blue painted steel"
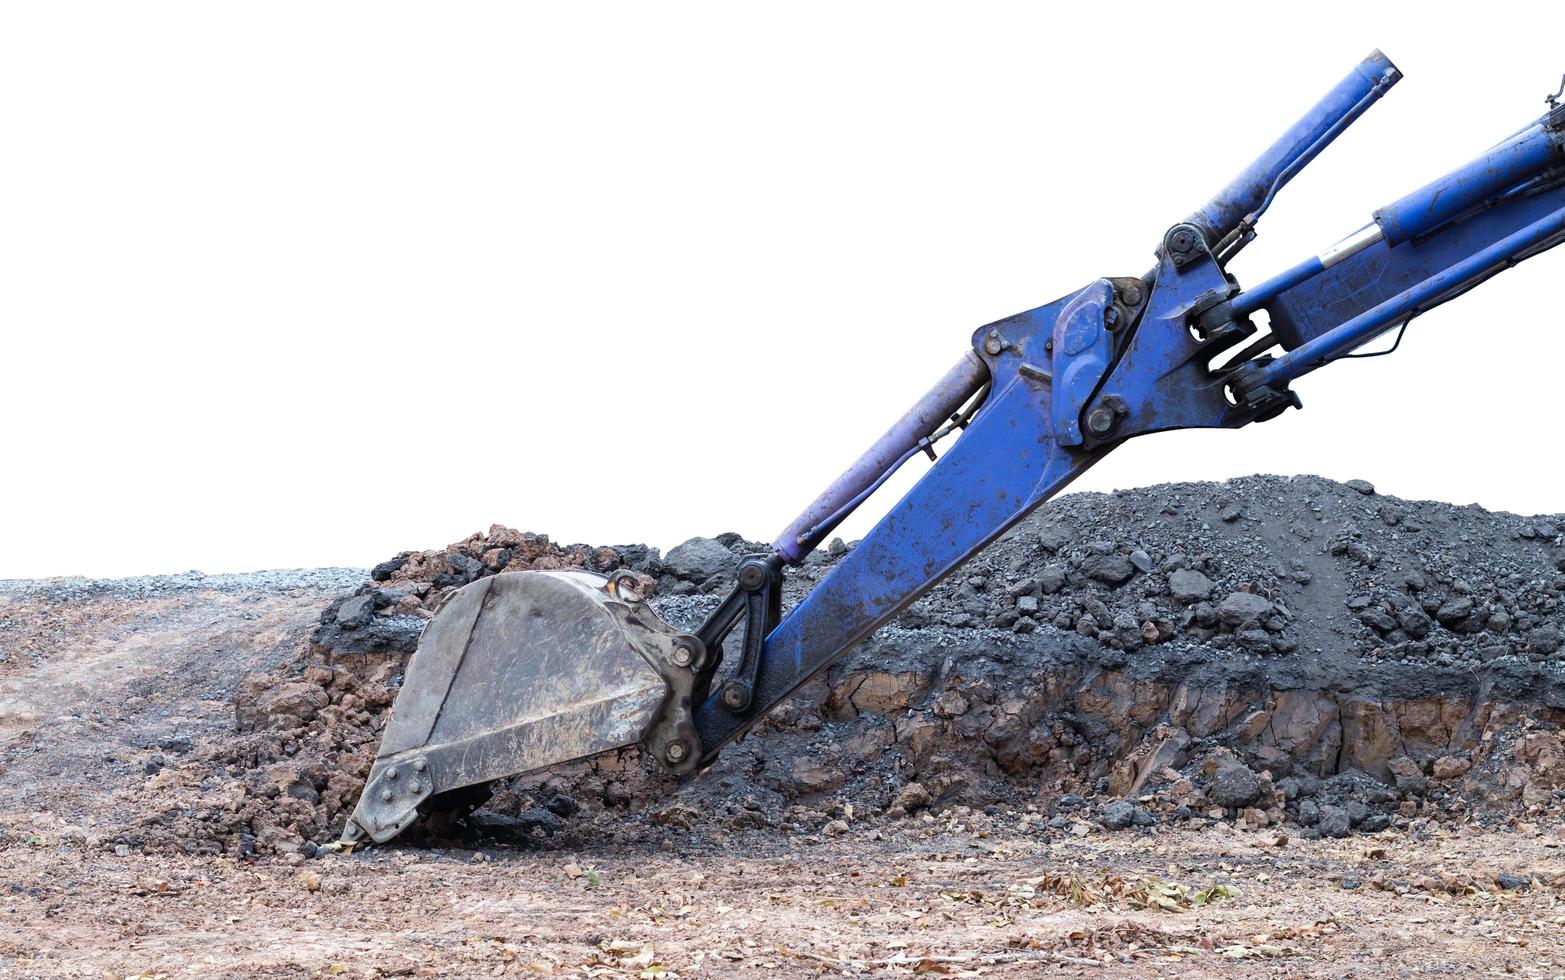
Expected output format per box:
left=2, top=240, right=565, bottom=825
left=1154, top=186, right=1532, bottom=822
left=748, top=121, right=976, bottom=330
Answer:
left=1260, top=178, right=1565, bottom=351
left=1187, top=50, right=1400, bottom=246
left=1375, top=122, right=1563, bottom=245
left=1231, top=223, right=1385, bottom=320
left=1079, top=236, right=1260, bottom=441
left=1230, top=255, right=1324, bottom=319
left=1255, top=204, right=1565, bottom=386
left=1050, top=279, right=1118, bottom=446
left=694, top=370, right=1106, bottom=754
left=772, top=351, right=989, bottom=563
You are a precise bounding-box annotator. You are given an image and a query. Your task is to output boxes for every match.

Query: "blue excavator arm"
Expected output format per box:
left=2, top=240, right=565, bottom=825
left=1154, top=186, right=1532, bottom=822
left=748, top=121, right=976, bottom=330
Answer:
left=682, top=50, right=1565, bottom=763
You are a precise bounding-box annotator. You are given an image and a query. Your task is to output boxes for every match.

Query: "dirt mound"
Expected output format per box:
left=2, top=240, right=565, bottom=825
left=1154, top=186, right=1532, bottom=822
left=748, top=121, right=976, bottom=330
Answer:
left=113, top=475, right=1565, bottom=859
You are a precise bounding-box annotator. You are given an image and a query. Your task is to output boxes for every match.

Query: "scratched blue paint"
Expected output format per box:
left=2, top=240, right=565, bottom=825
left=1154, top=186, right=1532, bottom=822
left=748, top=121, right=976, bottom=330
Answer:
left=1050, top=279, right=1118, bottom=446
left=1266, top=177, right=1565, bottom=352
left=1375, top=122, right=1563, bottom=245
left=1259, top=204, right=1565, bottom=385
left=1186, top=49, right=1400, bottom=245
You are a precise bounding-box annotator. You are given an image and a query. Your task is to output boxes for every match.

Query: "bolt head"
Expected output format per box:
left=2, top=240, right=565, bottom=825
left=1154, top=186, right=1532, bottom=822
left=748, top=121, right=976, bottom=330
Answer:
left=983, top=334, right=1004, bottom=355
left=381, top=789, right=394, bottom=802
left=409, top=780, right=422, bottom=794
left=665, top=740, right=689, bottom=764
left=670, top=644, right=694, bottom=668
left=1121, top=283, right=1143, bottom=306
left=737, top=563, right=767, bottom=591
left=1086, top=407, right=1117, bottom=436
left=722, top=682, right=749, bottom=710
left=1168, top=228, right=1197, bottom=254
left=385, top=767, right=399, bottom=780
left=413, top=759, right=427, bottom=773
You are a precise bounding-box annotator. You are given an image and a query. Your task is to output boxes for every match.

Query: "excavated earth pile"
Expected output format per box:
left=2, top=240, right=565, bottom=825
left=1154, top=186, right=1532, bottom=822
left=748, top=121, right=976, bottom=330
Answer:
left=102, top=474, right=1565, bottom=861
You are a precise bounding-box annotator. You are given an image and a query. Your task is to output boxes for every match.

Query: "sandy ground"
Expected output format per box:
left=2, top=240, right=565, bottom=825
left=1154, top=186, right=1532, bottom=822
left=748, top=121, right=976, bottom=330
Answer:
left=2, top=572, right=1563, bottom=978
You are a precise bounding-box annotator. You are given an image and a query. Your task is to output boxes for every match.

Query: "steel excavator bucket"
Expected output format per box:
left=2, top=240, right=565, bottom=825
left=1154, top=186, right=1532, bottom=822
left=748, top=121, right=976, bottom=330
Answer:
left=340, top=569, right=705, bottom=844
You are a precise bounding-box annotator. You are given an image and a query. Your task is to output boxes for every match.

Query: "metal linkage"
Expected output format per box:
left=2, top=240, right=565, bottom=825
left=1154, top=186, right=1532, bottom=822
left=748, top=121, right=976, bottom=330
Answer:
left=686, top=554, right=785, bottom=738
left=716, top=555, right=783, bottom=715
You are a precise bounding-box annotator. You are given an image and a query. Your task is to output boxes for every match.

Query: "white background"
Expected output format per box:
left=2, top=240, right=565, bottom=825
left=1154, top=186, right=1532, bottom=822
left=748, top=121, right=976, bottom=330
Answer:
left=3, top=2, right=1562, bottom=579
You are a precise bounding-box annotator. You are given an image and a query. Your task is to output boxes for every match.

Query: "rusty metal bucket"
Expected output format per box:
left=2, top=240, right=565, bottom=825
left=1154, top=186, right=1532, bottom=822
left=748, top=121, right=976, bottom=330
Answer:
left=340, top=569, right=704, bottom=844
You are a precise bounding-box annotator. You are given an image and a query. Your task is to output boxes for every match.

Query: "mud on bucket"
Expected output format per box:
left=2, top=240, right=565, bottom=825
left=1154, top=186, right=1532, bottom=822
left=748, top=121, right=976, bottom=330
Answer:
left=341, top=569, right=706, bottom=844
